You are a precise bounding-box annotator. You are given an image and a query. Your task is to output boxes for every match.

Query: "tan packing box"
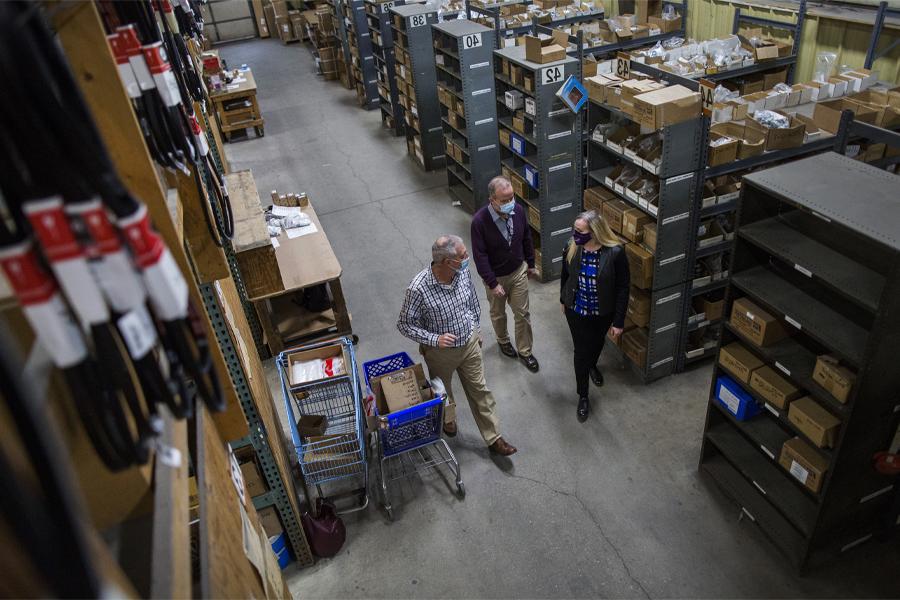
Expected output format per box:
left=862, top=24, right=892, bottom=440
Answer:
left=648, top=14, right=680, bottom=33
left=602, top=199, right=629, bottom=234
left=524, top=34, right=566, bottom=64
left=779, top=437, right=828, bottom=494
left=641, top=222, right=657, bottom=253
left=812, top=355, right=856, bottom=404
left=718, top=342, right=764, bottom=384
left=695, top=295, right=724, bottom=322
left=583, top=185, right=615, bottom=212
left=380, top=365, right=431, bottom=413
left=252, top=0, right=270, bottom=37
left=619, top=79, right=666, bottom=110
left=707, top=131, right=739, bottom=166
left=271, top=0, right=289, bottom=18
left=812, top=98, right=880, bottom=134
left=622, top=207, right=652, bottom=242
left=788, top=397, right=841, bottom=448
left=748, top=110, right=805, bottom=151
left=286, top=342, right=351, bottom=387
left=632, top=85, right=700, bottom=129
left=240, top=460, right=267, bottom=498
left=625, top=243, right=653, bottom=289
left=626, top=286, right=651, bottom=328
left=264, top=4, right=278, bottom=35
left=621, top=327, right=648, bottom=368
left=710, top=122, right=765, bottom=159
left=750, top=365, right=801, bottom=410
left=257, top=506, right=283, bottom=538
left=730, top=296, right=788, bottom=347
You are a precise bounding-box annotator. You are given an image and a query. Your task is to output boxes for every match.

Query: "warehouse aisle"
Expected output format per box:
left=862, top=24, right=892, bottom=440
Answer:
left=219, top=40, right=900, bottom=599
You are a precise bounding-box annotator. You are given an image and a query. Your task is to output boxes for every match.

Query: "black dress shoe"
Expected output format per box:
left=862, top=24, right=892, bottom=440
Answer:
left=577, top=396, right=590, bottom=422
left=590, top=366, right=604, bottom=387
left=499, top=342, right=518, bottom=358
left=520, top=354, right=539, bottom=372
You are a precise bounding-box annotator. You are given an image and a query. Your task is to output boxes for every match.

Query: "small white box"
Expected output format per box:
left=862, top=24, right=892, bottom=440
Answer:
left=525, top=97, right=536, bottom=116
left=505, top=90, right=524, bottom=110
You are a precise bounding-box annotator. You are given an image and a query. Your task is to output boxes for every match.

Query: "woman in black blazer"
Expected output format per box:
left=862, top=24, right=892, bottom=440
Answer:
left=559, top=209, right=630, bottom=422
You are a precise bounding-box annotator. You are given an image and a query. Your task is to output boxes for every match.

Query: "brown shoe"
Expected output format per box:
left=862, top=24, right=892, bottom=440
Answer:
left=489, top=437, right=517, bottom=456
left=443, top=421, right=458, bottom=437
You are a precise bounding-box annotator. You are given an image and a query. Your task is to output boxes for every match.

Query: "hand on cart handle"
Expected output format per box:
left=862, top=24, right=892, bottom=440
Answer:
left=437, top=333, right=457, bottom=348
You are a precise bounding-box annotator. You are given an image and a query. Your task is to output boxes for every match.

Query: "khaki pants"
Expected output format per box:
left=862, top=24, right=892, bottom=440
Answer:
left=420, top=335, right=501, bottom=446
left=486, top=262, right=533, bottom=357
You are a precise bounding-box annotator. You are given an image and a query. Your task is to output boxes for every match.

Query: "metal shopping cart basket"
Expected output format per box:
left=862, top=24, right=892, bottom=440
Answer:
left=363, top=352, right=464, bottom=520
left=277, top=337, right=368, bottom=514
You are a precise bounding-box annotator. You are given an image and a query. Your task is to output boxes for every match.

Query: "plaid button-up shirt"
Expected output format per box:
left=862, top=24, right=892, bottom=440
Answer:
left=397, top=265, right=481, bottom=347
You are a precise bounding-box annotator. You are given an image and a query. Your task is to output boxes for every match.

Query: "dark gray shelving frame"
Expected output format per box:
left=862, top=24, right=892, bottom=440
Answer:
left=330, top=0, right=353, bottom=88
left=433, top=19, right=499, bottom=210
left=366, top=0, right=406, bottom=134
left=345, top=0, right=380, bottom=109
left=493, top=44, right=581, bottom=282
left=391, top=3, right=446, bottom=171
left=699, top=152, right=900, bottom=572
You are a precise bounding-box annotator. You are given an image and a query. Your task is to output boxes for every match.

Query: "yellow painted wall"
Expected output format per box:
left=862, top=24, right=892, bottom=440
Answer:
left=683, top=1, right=900, bottom=84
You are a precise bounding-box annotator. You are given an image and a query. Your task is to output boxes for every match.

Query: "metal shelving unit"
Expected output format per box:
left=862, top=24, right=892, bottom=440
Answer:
left=366, top=0, right=406, bottom=134
left=864, top=1, right=900, bottom=70
left=331, top=0, right=355, bottom=89
left=729, top=0, right=806, bottom=85
left=466, top=0, right=604, bottom=48
left=344, top=0, right=380, bottom=108
left=493, top=43, right=581, bottom=281
left=433, top=19, right=499, bottom=210
left=699, top=152, right=900, bottom=571
left=391, top=3, right=446, bottom=170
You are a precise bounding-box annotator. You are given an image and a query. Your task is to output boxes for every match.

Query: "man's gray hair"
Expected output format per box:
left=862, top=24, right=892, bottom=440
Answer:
left=487, top=176, right=512, bottom=199
left=432, top=234, right=464, bottom=263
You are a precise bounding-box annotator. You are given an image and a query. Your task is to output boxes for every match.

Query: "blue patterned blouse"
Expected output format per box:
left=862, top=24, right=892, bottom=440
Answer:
left=574, top=249, right=601, bottom=316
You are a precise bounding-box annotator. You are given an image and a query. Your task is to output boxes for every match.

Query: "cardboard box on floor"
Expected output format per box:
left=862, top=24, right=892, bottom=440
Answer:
left=622, top=327, right=648, bottom=368
left=252, top=0, right=270, bottom=37
left=780, top=437, right=828, bottom=493
left=788, top=397, right=841, bottom=448
left=626, top=286, right=651, bottom=328
left=730, top=296, right=788, bottom=347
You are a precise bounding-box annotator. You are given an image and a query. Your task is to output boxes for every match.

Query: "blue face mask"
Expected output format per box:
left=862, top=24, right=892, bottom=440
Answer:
left=457, top=258, right=470, bottom=271
left=498, top=200, right=516, bottom=215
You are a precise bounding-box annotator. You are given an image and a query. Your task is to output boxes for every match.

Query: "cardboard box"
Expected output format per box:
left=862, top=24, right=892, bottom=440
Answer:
left=602, top=199, right=629, bottom=234
left=286, top=342, right=351, bottom=387
left=750, top=365, right=801, bottom=410
left=748, top=110, right=804, bottom=151
left=625, top=243, right=653, bottom=289
left=718, top=342, right=764, bottom=384
left=762, top=68, right=787, bottom=90
left=730, top=297, right=788, bottom=347
left=632, top=85, right=700, bottom=129
left=381, top=366, right=429, bottom=413
left=694, top=295, right=724, bottom=322
left=583, top=185, right=615, bottom=212
left=641, top=222, right=657, bottom=253
left=788, top=396, right=841, bottom=449
left=264, top=4, right=277, bottom=36
left=710, top=122, right=765, bottom=159
left=271, top=0, right=289, bottom=18
left=499, top=127, right=511, bottom=148
left=626, top=286, right=651, bottom=328
left=812, top=98, right=880, bottom=134
left=240, top=460, right=267, bottom=498
left=707, top=132, right=739, bottom=166
left=252, top=0, right=270, bottom=37
left=812, top=355, right=856, bottom=404
left=780, top=437, right=828, bottom=493
left=622, top=207, right=652, bottom=242
left=257, top=506, right=283, bottom=538
left=296, top=414, right=329, bottom=436
left=649, top=14, right=680, bottom=33
left=524, top=34, right=566, bottom=64
left=715, top=375, right=760, bottom=421
left=621, top=327, right=648, bottom=368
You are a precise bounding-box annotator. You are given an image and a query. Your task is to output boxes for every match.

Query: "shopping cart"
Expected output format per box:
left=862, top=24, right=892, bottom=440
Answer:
left=277, top=337, right=368, bottom=514
left=363, top=352, right=464, bottom=520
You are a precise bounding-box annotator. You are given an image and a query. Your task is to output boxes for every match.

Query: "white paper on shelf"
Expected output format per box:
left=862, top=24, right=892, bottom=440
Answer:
left=286, top=222, right=319, bottom=239
left=271, top=205, right=304, bottom=217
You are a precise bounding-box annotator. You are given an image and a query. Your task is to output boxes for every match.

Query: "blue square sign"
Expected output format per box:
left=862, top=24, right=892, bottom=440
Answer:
left=555, top=75, right=588, bottom=114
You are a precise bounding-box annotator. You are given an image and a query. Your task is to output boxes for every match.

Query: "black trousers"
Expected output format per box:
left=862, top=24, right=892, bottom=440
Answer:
left=565, top=308, right=615, bottom=397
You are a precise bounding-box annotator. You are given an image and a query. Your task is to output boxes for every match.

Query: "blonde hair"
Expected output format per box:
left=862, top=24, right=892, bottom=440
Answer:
left=566, top=210, right=621, bottom=262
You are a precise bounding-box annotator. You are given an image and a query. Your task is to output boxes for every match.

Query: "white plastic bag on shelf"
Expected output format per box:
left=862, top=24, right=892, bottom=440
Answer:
left=662, top=4, right=677, bottom=20
left=714, top=85, right=738, bottom=104
left=813, top=51, right=837, bottom=82
left=753, top=110, right=790, bottom=129
left=291, top=357, right=345, bottom=385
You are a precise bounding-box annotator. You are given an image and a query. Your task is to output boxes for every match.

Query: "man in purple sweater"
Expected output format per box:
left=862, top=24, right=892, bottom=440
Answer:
left=470, top=176, right=539, bottom=372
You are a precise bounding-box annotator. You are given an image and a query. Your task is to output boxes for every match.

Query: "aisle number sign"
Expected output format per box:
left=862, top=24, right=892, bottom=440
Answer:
left=542, top=65, right=563, bottom=85
left=616, top=52, right=631, bottom=79
left=381, top=1, right=395, bottom=12
left=463, top=33, right=482, bottom=49
left=699, top=78, right=715, bottom=116
left=409, top=13, right=428, bottom=27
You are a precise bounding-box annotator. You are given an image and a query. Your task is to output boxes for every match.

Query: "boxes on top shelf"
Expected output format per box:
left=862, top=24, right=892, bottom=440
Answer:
left=524, top=33, right=566, bottom=64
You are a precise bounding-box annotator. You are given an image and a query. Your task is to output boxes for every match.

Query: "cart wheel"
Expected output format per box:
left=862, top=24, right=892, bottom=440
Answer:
left=255, top=126, right=265, bottom=137
left=456, top=482, right=466, bottom=499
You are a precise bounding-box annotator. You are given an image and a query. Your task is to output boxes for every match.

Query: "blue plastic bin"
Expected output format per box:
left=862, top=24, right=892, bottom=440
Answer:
left=716, top=375, right=760, bottom=421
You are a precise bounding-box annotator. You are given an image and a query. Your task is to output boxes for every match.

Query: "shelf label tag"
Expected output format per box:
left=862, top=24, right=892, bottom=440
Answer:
left=760, top=445, right=775, bottom=460
left=477, top=144, right=496, bottom=151
left=650, top=356, right=674, bottom=368
left=784, top=315, right=802, bottom=330
left=381, top=2, right=395, bottom=13
left=662, top=212, right=690, bottom=225
left=744, top=311, right=756, bottom=321
left=789, top=460, right=809, bottom=484
left=741, top=507, right=756, bottom=522
left=811, top=210, right=832, bottom=223
left=542, top=65, right=564, bottom=85
left=699, top=78, right=715, bottom=116
left=775, top=361, right=791, bottom=377
left=753, top=480, right=768, bottom=495
left=472, top=88, right=490, bottom=95
left=463, top=33, right=482, bottom=49
left=659, top=253, right=685, bottom=266
left=655, top=323, right=677, bottom=334
left=470, top=61, right=490, bottom=69
left=719, top=386, right=741, bottom=415
left=548, top=108, right=569, bottom=117
left=409, top=13, right=427, bottom=27
left=657, top=292, right=681, bottom=305
left=695, top=320, right=710, bottom=329
left=547, top=130, right=572, bottom=140
left=549, top=162, right=572, bottom=172
left=550, top=202, right=573, bottom=212
left=615, top=52, right=630, bottom=79
left=551, top=227, right=570, bottom=237
left=428, top=126, right=443, bottom=132
left=666, top=172, right=693, bottom=185
left=474, top=117, right=494, bottom=126
left=794, top=263, right=812, bottom=278
left=841, top=534, right=873, bottom=553
left=765, top=403, right=779, bottom=417
left=859, top=485, right=894, bottom=504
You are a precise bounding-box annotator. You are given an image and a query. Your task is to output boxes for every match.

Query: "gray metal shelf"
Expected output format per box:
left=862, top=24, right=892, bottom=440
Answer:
left=331, top=0, right=354, bottom=88
left=700, top=153, right=900, bottom=571
left=366, top=0, right=407, bottom=134
left=345, top=0, right=380, bottom=109
left=433, top=19, right=500, bottom=207
left=493, top=44, right=580, bottom=281
left=391, top=4, right=446, bottom=171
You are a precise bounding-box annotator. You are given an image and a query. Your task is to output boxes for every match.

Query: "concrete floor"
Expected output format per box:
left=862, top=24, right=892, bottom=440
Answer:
left=219, top=39, right=900, bottom=599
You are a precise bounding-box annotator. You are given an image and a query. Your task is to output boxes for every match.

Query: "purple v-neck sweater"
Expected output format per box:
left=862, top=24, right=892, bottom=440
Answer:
left=470, top=201, right=535, bottom=290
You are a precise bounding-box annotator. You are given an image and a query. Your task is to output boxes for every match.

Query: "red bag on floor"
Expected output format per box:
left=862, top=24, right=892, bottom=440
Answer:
left=301, top=499, right=346, bottom=558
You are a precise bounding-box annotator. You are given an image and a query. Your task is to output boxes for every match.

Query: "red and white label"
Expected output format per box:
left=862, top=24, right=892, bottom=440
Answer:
left=23, top=197, right=82, bottom=262
left=0, top=241, right=57, bottom=306
left=68, top=200, right=122, bottom=255
left=117, top=26, right=156, bottom=92
left=109, top=33, right=142, bottom=99
left=189, top=114, right=210, bottom=157
left=119, top=205, right=165, bottom=269
left=142, top=42, right=182, bottom=107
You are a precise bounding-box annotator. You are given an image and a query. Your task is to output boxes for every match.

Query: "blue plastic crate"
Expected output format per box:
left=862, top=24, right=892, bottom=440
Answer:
left=363, top=352, right=414, bottom=390
left=715, top=375, right=760, bottom=421
left=524, top=164, right=539, bottom=189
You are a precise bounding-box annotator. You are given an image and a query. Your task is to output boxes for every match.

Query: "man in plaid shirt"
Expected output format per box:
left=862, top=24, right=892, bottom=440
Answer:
left=398, top=235, right=517, bottom=456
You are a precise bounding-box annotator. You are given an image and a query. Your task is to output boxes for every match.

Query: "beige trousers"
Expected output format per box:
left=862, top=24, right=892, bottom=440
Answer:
left=486, top=262, right=533, bottom=357
left=420, top=335, right=501, bottom=446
